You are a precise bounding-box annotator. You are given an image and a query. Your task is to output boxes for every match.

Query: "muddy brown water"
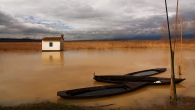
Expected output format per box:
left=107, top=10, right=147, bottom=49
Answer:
left=0, top=48, right=195, bottom=109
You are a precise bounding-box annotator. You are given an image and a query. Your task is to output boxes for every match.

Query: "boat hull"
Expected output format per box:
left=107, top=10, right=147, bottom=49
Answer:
left=94, top=75, right=185, bottom=85
left=57, top=82, right=148, bottom=99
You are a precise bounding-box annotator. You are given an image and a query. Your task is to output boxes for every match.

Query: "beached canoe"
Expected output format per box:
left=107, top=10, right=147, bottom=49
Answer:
left=125, top=68, right=166, bottom=76
left=93, top=75, right=185, bottom=85
left=57, top=82, right=148, bottom=99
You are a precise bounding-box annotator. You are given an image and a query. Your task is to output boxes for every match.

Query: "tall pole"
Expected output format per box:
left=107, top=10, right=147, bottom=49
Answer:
left=179, top=8, right=183, bottom=75
left=164, top=0, right=177, bottom=101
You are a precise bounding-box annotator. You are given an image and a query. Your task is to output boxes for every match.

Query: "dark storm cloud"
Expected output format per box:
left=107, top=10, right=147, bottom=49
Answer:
left=0, top=10, right=60, bottom=38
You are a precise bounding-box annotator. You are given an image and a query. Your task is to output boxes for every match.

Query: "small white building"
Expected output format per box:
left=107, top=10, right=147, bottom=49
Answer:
left=42, top=35, right=64, bottom=51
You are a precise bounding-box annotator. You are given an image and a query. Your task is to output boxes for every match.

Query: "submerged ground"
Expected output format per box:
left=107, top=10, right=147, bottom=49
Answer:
left=0, top=40, right=195, bottom=109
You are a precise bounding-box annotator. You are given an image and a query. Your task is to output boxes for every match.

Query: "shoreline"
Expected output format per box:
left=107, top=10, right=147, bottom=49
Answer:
left=0, top=39, right=195, bottom=51
left=0, top=96, right=195, bottom=110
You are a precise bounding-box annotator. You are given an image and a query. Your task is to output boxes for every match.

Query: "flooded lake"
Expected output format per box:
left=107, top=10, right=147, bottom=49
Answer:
left=0, top=48, right=195, bottom=109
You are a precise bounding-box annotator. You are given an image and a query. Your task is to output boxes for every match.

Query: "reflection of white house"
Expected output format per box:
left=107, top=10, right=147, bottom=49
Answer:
left=42, top=52, right=64, bottom=66
left=42, top=35, right=64, bottom=51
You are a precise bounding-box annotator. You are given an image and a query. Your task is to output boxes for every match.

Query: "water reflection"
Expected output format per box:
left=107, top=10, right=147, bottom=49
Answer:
left=42, top=52, right=64, bottom=66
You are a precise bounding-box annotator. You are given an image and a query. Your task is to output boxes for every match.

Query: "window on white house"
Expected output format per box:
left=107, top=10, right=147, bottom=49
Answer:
left=49, top=42, right=53, bottom=47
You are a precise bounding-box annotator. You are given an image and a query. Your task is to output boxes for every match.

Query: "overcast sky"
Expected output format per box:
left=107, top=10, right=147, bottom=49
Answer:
left=0, top=0, right=195, bottom=40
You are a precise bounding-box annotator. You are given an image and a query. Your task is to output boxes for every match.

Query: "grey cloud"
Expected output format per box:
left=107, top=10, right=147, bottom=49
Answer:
left=37, top=1, right=111, bottom=20
left=0, top=0, right=195, bottom=40
left=182, top=9, right=195, bottom=21
left=0, top=10, right=60, bottom=38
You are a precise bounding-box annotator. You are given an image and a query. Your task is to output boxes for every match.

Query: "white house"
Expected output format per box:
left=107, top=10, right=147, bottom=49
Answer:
left=42, top=35, right=64, bottom=51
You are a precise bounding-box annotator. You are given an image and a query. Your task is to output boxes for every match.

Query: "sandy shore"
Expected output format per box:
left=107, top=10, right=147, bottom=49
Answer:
left=0, top=40, right=195, bottom=51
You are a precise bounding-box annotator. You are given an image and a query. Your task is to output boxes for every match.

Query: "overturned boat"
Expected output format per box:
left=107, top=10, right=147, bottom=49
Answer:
left=57, top=82, right=148, bottom=99
left=93, top=75, right=185, bottom=85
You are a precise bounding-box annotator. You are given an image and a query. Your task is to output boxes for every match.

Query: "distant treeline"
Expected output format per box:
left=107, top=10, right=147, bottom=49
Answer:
left=0, top=38, right=41, bottom=42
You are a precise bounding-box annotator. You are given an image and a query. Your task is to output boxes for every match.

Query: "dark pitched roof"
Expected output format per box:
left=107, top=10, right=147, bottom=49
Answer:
left=42, top=37, right=62, bottom=41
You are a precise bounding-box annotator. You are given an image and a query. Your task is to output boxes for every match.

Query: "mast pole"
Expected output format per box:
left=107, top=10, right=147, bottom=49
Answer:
left=164, top=0, right=177, bottom=101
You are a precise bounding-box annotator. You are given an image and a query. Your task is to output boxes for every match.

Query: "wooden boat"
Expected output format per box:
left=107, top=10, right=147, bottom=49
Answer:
left=93, top=75, right=185, bottom=85
left=125, top=68, right=166, bottom=76
left=57, top=82, right=148, bottom=99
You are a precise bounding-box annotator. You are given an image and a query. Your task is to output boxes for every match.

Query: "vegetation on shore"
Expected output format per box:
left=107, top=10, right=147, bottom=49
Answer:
left=0, top=102, right=101, bottom=110
left=64, top=39, right=195, bottom=49
left=1, top=97, right=195, bottom=110
left=0, top=39, right=195, bottom=51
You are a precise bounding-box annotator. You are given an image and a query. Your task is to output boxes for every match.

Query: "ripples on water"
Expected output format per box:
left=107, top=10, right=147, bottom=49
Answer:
left=0, top=48, right=195, bottom=109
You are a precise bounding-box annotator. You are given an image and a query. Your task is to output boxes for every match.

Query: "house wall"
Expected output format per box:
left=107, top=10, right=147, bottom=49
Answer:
left=42, top=41, right=62, bottom=51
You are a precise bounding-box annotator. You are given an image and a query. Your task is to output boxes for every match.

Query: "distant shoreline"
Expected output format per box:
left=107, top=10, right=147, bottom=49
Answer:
left=0, top=39, right=195, bottom=51
left=0, top=38, right=41, bottom=42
